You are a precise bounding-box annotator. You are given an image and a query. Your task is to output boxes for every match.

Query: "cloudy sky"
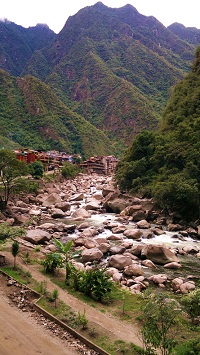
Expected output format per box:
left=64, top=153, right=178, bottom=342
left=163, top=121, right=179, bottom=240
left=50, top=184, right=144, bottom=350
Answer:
left=1, top=0, right=200, bottom=33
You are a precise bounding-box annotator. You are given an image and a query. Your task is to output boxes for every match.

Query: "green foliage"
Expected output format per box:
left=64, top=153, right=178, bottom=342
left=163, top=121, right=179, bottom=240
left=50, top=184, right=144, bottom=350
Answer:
left=11, top=240, right=19, bottom=269
left=42, top=252, right=63, bottom=274
left=0, top=149, right=28, bottom=210
left=181, top=288, right=200, bottom=323
left=51, top=288, right=59, bottom=308
left=77, top=265, right=113, bottom=302
left=77, top=309, right=88, bottom=329
left=28, top=160, right=44, bottom=179
left=0, top=223, right=25, bottom=241
left=141, top=293, right=181, bottom=355
left=115, top=48, right=200, bottom=221
left=61, top=161, right=80, bottom=179
left=173, top=337, right=200, bottom=355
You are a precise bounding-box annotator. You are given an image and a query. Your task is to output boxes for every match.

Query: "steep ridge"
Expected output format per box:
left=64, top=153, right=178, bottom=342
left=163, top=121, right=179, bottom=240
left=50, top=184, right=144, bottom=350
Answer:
left=0, top=69, right=114, bottom=157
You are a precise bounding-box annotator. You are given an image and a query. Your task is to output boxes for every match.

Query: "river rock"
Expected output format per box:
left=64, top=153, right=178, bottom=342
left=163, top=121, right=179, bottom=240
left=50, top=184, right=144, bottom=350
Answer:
left=85, top=199, right=101, bottom=211
left=136, top=219, right=151, bottom=229
left=98, top=243, right=110, bottom=253
left=55, top=202, right=71, bottom=212
left=148, top=274, right=168, bottom=285
left=71, top=208, right=91, bottom=219
left=42, top=193, right=62, bottom=207
left=24, top=229, right=51, bottom=244
left=182, top=246, right=199, bottom=254
left=141, top=244, right=178, bottom=265
left=164, top=262, right=182, bottom=269
left=141, top=259, right=157, bottom=268
left=70, top=193, right=84, bottom=202
left=103, top=192, right=133, bottom=213
left=51, top=208, right=66, bottom=218
left=124, top=264, right=143, bottom=276
left=123, top=229, right=143, bottom=240
left=110, top=245, right=126, bottom=254
left=112, top=225, right=127, bottom=234
left=81, top=248, right=103, bottom=262
left=108, top=254, right=133, bottom=269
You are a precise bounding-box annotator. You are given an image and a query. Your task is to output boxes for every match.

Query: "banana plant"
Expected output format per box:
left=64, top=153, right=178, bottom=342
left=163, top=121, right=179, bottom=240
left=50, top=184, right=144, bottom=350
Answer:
left=54, top=239, right=81, bottom=283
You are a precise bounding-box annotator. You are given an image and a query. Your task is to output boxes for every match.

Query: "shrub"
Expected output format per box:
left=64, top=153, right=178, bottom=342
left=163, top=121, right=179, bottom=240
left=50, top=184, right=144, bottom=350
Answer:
left=42, top=252, right=63, bottom=274
left=61, top=161, right=80, bottom=179
left=78, top=265, right=113, bottom=302
left=28, top=161, right=44, bottom=179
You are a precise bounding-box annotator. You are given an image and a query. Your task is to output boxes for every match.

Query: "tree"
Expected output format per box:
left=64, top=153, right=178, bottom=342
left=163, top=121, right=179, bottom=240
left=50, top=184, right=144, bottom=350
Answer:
left=11, top=240, right=19, bottom=269
left=61, top=161, right=80, bottom=179
left=0, top=149, right=27, bottom=211
left=141, top=293, right=181, bottom=355
left=28, top=160, right=44, bottom=179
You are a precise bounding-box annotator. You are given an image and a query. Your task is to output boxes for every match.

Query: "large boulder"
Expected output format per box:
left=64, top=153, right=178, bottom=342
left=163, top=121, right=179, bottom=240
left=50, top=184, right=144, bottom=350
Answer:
left=124, top=264, right=144, bottom=276
left=24, top=229, right=51, bottom=244
left=123, top=229, right=143, bottom=240
left=81, top=248, right=103, bottom=262
left=141, top=244, right=178, bottom=265
left=108, top=254, right=133, bottom=269
left=103, top=192, right=134, bottom=213
left=42, top=193, right=62, bottom=207
left=71, top=208, right=91, bottom=219
left=51, top=208, right=66, bottom=218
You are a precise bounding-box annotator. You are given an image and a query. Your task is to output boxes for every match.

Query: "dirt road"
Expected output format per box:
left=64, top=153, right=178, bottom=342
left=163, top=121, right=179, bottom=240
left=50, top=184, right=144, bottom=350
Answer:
left=0, top=291, right=78, bottom=355
left=1, top=252, right=142, bottom=353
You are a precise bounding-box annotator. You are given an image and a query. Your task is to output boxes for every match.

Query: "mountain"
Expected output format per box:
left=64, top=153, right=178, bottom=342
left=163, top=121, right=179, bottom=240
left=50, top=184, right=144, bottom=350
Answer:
left=22, top=2, right=196, bottom=146
left=0, top=20, right=56, bottom=76
left=0, top=69, right=114, bottom=158
left=115, top=46, right=200, bottom=221
left=0, top=2, right=198, bottom=154
left=168, top=23, right=200, bottom=46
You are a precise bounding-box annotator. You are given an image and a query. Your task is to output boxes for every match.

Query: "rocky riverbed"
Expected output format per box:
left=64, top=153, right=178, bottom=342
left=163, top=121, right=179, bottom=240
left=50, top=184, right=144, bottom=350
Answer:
left=3, top=173, right=200, bottom=295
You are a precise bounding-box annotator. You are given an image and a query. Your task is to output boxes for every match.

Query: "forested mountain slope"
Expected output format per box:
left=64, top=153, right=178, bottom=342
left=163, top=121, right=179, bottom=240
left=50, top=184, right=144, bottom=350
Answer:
left=115, top=47, right=200, bottom=221
left=0, top=69, right=113, bottom=157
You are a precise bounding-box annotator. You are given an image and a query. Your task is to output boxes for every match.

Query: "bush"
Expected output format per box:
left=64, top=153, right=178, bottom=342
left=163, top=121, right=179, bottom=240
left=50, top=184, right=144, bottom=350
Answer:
left=42, top=252, right=63, bottom=274
left=61, top=161, right=80, bottom=179
left=173, top=337, right=200, bottom=355
left=0, top=223, right=25, bottom=241
left=181, top=288, right=200, bottom=323
left=28, top=161, right=44, bottom=179
left=78, top=266, right=113, bottom=302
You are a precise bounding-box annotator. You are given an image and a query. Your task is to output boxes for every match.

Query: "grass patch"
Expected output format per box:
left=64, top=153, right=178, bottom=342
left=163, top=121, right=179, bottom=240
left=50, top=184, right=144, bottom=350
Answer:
left=0, top=265, right=33, bottom=285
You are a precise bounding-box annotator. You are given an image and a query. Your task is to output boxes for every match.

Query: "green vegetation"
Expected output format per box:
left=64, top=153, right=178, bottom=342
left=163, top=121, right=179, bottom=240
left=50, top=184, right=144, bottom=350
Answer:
left=0, top=149, right=27, bottom=211
left=0, top=223, right=25, bottom=241
left=61, top=161, right=81, bottom=179
left=115, top=47, right=200, bottom=221
left=11, top=240, right=19, bottom=269
left=28, top=160, right=44, bottom=179
left=41, top=252, right=63, bottom=274
left=0, top=4, right=197, bottom=155
left=141, top=293, right=182, bottom=355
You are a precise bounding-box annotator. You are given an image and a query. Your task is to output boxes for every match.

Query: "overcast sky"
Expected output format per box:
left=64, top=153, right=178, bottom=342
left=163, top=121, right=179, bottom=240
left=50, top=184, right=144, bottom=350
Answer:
left=1, top=0, right=200, bottom=33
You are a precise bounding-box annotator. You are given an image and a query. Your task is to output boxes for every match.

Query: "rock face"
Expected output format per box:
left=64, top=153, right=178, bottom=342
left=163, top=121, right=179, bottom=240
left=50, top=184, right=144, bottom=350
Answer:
left=141, top=244, right=178, bottom=265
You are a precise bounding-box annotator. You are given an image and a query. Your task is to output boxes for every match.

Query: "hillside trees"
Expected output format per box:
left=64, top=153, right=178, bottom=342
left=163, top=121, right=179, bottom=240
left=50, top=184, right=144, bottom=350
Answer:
left=115, top=47, right=200, bottom=221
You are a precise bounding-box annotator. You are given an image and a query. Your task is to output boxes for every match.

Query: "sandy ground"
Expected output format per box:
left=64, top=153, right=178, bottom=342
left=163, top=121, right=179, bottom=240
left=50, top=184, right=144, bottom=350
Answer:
left=0, top=251, right=142, bottom=355
left=0, top=291, right=78, bottom=355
